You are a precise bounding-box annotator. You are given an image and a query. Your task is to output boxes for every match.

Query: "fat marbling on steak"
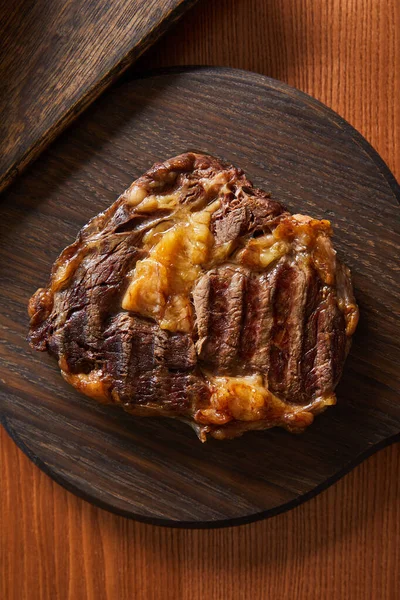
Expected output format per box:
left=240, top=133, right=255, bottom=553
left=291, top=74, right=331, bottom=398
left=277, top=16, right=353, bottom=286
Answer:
left=28, top=153, right=359, bottom=440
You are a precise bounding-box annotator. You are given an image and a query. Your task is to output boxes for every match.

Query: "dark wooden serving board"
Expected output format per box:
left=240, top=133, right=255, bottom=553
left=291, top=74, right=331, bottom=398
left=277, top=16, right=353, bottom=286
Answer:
left=0, top=0, right=198, bottom=193
left=0, top=67, right=399, bottom=528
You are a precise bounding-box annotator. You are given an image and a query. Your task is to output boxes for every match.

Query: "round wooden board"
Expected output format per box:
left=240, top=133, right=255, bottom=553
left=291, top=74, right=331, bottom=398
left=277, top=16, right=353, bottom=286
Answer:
left=0, top=67, right=399, bottom=528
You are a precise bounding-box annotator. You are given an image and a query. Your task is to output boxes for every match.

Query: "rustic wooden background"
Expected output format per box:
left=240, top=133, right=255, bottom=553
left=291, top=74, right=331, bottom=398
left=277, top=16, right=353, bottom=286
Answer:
left=1, top=0, right=399, bottom=598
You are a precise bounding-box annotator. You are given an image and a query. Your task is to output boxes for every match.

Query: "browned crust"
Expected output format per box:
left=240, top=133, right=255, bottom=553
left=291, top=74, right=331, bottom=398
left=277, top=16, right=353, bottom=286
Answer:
left=28, top=153, right=359, bottom=440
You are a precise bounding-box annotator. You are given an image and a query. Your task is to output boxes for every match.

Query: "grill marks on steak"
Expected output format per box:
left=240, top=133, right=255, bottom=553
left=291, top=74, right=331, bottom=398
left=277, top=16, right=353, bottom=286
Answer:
left=309, top=290, right=347, bottom=397
left=28, top=152, right=359, bottom=440
left=191, top=258, right=346, bottom=405
left=195, top=267, right=246, bottom=371
left=47, top=233, right=146, bottom=375
left=269, top=262, right=310, bottom=402
left=103, top=313, right=206, bottom=411
left=240, top=266, right=281, bottom=373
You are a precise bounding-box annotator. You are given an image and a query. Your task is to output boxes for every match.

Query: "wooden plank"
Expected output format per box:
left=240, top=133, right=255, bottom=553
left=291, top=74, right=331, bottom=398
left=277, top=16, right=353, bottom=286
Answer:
left=0, top=0, right=198, bottom=192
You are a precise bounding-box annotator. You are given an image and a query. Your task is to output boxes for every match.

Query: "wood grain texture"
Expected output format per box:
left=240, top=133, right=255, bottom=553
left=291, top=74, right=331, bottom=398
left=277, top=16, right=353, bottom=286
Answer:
left=0, top=0, right=198, bottom=192
left=1, top=428, right=399, bottom=600
left=0, top=66, right=399, bottom=526
left=138, top=0, right=399, bottom=179
left=1, top=1, right=399, bottom=599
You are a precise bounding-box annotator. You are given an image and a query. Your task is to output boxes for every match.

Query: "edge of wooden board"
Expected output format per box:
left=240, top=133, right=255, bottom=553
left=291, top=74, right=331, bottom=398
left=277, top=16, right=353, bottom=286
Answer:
left=1, top=414, right=399, bottom=528
left=0, top=0, right=199, bottom=195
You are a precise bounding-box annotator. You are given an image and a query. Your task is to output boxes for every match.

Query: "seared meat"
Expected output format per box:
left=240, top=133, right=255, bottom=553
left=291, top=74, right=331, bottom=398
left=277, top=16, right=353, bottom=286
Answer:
left=28, top=153, right=359, bottom=440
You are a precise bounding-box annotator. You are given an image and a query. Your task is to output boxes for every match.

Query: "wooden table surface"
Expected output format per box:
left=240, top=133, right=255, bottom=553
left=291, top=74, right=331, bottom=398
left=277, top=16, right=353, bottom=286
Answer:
left=1, top=1, right=399, bottom=598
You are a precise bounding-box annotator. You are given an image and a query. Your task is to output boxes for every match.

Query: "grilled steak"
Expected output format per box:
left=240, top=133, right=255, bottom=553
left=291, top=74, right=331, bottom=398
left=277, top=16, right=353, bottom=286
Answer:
left=28, top=153, right=359, bottom=440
